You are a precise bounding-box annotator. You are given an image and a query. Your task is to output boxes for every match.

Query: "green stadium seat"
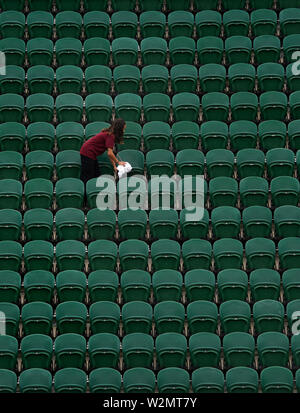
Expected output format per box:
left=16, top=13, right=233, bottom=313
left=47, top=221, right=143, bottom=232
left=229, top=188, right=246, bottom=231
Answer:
left=169, top=36, right=195, bottom=65
left=222, top=0, right=247, bottom=9
left=122, top=301, right=152, bottom=334
left=118, top=209, right=147, bottom=240
left=250, top=269, right=280, bottom=301
left=172, top=121, right=199, bottom=151
left=27, top=65, right=54, bottom=95
left=170, top=64, right=197, bottom=94
left=0, top=0, right=25, bottom=10
left=287, top=300, right=300, bottom=334
left=21, top=334, right=53, bottom=369
left=290, top=91, right=300, bottom=120
left=87, top=208, right=116, bottom=240
left=240, top=176, right=269, bottom=207
left=172, top=92, right=200, bottom=122
left=123, top=368, right=156, bottom=393
left=228, top=63, right=256, bottom=92
left=114, top=93, right=141, bottom=122
left=0, top=38, right=25, bottom=66
left=0, top=302, right=19, bottom=337
left=166, top=0, right=191, bottom=10
left=56, top=301, right=87, bottom=335
left=0, top=65, right=25, bottom=94
left=0, top=270, right=21, bottom=303
left=111, top=11, right=137, bottom=38
left=0, top=123, right=25, bottom=152
left=280, top=8, right=300, bottom=37
left=139, top=11, right=166, bottom=37
left=54, top=333, right=86, bottom=369
left=21, top=301, right=53, bottom=335
left=56, top=93, right=83, bottom=123
left=56, top=38, right=82, bottom=66
left=223, top=10, right=249, bottom=37
left=25, top=151, right=54, bottom=180
left=185, top=269, right=215, bottom=302
left=286, top=63, right=300, bottom=92
left=148, top=209, right=178, bottom=240
left=266, top=148, right=294, bottom=178
left=201, top=121, right=228, bottom=151
left=117, top=121, right=142, bottom=151
left=217, top=269, right=248, bottom=302
left=226, top=367, right=258, bottom=393
left=143, top=122, right=170, bottom=151
left=209, top=177, right=238, bottom=207
left=19, top=369, right=52, bottom=393
left=88, top=270, right=118, bottom=302
left=83, top=0, right=109, bottom=11
left=119, top=240, right=149, bottom=271
left=151, top=239, right=180, bottom=271
left=0, top=151, right=22, bottom=180
left=187, top=301, right=218, bottom=334
left=236, top=149, right=265, bottom=178
left=89, top=368, right=121, bottom=393
left=257, top=332, right=289, bottom=368
left=211, top=205, right=241, bottom=238
left=199, top=64, right=226, bottom=93
left=89, top=301, right=120, bottom=334
left=27, top=38, right=53, bottom=66
left=206, top=149, right=234, bottom=178
left=257, top=63, right=285, bottom=92
left=192, top=367, right=224, bottom=393
left=55, top=208, right=85, bottom=241
left=24, top=240, right=53, bottom=272
left=225, top=36, right=252, bottom=64
left=55, top=178, right=84, bottom=209
left=259, top=120, right=287, bottom=150
left=56, top=240, right=85, bottom=271
left=231, top=92, right=258, bottom=121
left=24, top=178, right=53, bottom=209
left=260, top=367, right=294, bottom=393
left=140, top=37, right=167, bottom=65
left=88, top=333, right=120, bottom=369
left=27, top=122, right=55, bottom=152
left=0, top=94, right=24, bottom=123
left=117, top=149, right=145, bottom=175
left=56, top=150, right=81, bottom=180
left=112, top=37, right=138, bottom=65
left=220, top=300, right=251, bottom=333
left=0, top=179, right=22, bottom=210
left=246, top=238, right=276, bottom=270
left=0, top=241, right=22, bottom=271
left=195, top=11, right=222, bottom=37
left=156, top=332, right=187, bottom=368
left=242, top=206, right=272, bottom=238
left=83, top=11, right=110, bottom=38
left=146, top=149, right=174, bottom=176
left=56, top=0, right=81, bottom=10
left=279, top=237, right=300, bottom=269
left=54, top=368, right=87, bottom=393
left=289, top=120, right=300, bottom=150
left=202, top=92, right=229, bottom=122
left=152, top=269, right=182, bottom=302
left=254, top=35, right=281, bottom=64
left=111, top=0, right=136, bottom=10
left=229, top=121, right=257, bottom=151
left=197, top=37, right=224, bottom=65
left=283, top=269, right=300, bottom=301
left=121, top=269, right=151, bottom=302
left=113, top=65, right=140, bottom=94
left=56, top=11, right=82, bottom=38
left=154, top=301, right=185, bottom=334
left=223, top=332, right=255, bottom=368
left=0, top=209, right=22, bottom=241
left=271, top=176, right=300, bottom=207
left=84, top=38, right=110, bottom=66
left=168, top=11, right=194, bottom=38
left=142, top=65, right=168, bottom=95
left=176, top=149, right=204, bottom=177
left=194, top=0, right=219, bottom=9
left=253, top=299, right=284, bottom=333
left=56, top=66, right=83, bottom=94
left=27, top=11, right=54, bottom=38
left=123, top=333, right=154, bottom=369
left=278, top=0, right=299, bottom=7
left=23, top=270, right=54, bottom=302
left=249, top=0, right=273, bottom=8
left=189, top=333, right=220, bottom=368
left=250, top=9, right=277, bottom=36
left=213, top=238, right=243, bottom=270
left=85, top=94, right=112, bottom=123
left=26, top=93, right=54, bottom=123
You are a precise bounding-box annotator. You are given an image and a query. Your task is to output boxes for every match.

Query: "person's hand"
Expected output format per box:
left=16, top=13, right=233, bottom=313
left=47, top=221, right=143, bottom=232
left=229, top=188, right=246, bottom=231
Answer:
left=118, top=161, right=127, bottom=166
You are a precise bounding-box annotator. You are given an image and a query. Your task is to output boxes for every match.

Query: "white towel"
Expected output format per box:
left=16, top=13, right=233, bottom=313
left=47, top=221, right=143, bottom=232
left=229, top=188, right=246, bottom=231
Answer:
left=117, top=162, right=132, bottom=178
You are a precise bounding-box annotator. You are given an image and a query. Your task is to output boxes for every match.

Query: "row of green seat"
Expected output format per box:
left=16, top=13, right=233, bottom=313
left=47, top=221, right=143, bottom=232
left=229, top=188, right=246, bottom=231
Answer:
left=1, top=365, right=299, bottom=393
left=2, top=9, right=300, bottom=40
left=2, top=35, right=300, bottom=67
left=1, top=331, right=300, bottom=371
left=0, top=298, right=299, bottom=336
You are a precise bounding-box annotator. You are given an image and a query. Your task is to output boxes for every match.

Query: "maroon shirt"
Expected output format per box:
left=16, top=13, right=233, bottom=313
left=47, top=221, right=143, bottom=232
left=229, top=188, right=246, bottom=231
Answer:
left=80, top=131, right=115, bottom=160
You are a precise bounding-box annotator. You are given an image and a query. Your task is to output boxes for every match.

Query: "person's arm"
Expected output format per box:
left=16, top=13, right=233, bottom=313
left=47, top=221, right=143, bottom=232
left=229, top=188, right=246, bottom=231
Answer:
left=107, top=148, right=126, bottom=171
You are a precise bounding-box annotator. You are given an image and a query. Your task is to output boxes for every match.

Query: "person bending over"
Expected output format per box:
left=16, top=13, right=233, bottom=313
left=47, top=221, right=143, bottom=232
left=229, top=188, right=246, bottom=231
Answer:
left=80, top=118, right=127, bottom=183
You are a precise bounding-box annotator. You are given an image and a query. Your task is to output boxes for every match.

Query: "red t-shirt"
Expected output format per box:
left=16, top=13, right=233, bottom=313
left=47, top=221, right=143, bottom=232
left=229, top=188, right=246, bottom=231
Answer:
left=80, top=131, right=115, bottom=160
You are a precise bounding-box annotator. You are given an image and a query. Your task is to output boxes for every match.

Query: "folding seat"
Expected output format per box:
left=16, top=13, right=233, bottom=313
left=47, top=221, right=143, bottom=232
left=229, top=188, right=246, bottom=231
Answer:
left=206, top=149, right=234, bottom=178
left=139, top=11, right=166, bottom=37
left=148, top=176, right=177, bottom=210
left=19, top=369, right=52, bottom=393
left=56, top=150, right=81, bottom=180
left=26, top=93, right=54, bottom=123
left=85, top=94, right=112, bottom=123
left=114, top=93, right=141, bottom=123
left=146, top=149, right=174, bottom=177
left=21, top=301, right=53, bottom=335
left=0, top=38, right=25, bottom=66
left=250, top=9, right=277, bottom=36
left=0, top=0, right=25, bottom=10
left=185, top=269, right=215, bottom=302
left=118, top=209, right=147, bottom=240
left=54, top=368, right=87, bottom=393
left=260, top=367, right=294, bottom=393
left=83, top=0, right=108, bottom=11
left=240, top=177, right=269, bottom=207
left=231, top=92, right=258, bottom=122
left=172, top=93, right=200, bottom=123
left=56, top=66, right=83, bottom=95
left=27, top=65, right=54, bottom=95
left=27, top=122, right=55, bottom=152
left=168, top=11, right=194, bottom=38
left=27, top=11, right=54, bottom=38
left=26, top=150, right=54, bottom=180
left=176, top=150, right=204, bottom=178
left=169, top=36, right=195, bottom=65
left=55, top=208, right=85, bottom=241
left=0, top=210, right=22, bottom=241
left=254, top=35, right=281, bottom=64
left=172, top=121, right=199, bottom=151
left=83, top=39, right=110, bottom=67
left=24, top=179, right=53, bottom=210
left=289, top=120, right=300, bottom=150
left=0, top=302, right=19, bottom=338
left=280, top=8, right=300, bottom=37
left=155, top=332, right=187, bottom=369
left=154, top=301, right=185, bottom=334
left=287, top=63, right=300, bottom=92
left=85, top=66, right=111, bottom=96
left=0, top=370, right=17, bottom=393
left=257, top=63, right=285, bottom=93
left=243, top=206, right=272, bottom=238
left=152, top=269, right=182, bottom=302
left=0, top=151, right=22, bottom=181
left=246, top=238, right=276, bottom=270
left=83, top=12, right=109, bottom=39
left=55, top=38, right=82, bottom=67
left=56, top=301, right=87, bottom=335
left=220, top=300, right=251, bottom=333
left=0, top=270, right=21, bottom=303
left=197, top=37, right=224, bottom=65
left=143, top=122, right=170, bottom=151
left=226, top=367, right=258, bottom=393
left=259, top=120, right=287, bottom=151
left=192, top=367, right=224, bottom=393
left=113, top=65, right=140, bottom=95
left=223, top=10, right=249, bottom=37
left=24, top=240, right=54, bottom=272
left=89, top=368, right=121, bottom=393
left=199, top=64, right=226, bottom=94
left=56, top=94, right=83, bottom=123
left=88, top=333, right=120, bottom=369
left=225, top=36, right=252, bottom=65
left=290, top=91, right=300, bottom=120
left=253, top=299, right=284, bottom=333
left=148, top=209, right=178, bottom=240
left=0, top=123, right=25, bottom=152
left=112, top=38, right=139, bottom=65
left=56, top=11, right=82, bottom=38
left=0, top=65, right=25, bottom=94
left=187, top=301, right=218, bottom=334
left=117, top=149, right=145, bottom=175
left=88, top=269, right=118, bottom=303
left=0, top=241, right=22, bottom=271
left=122, top=333, right=154, bottom=369
left=0, top=94, right=24, bottom=123
left=119, top=240, right=149, bottom=271
left=23, top=270, right=55, bottom=303
left=87, top=209, right=116, bottom=241
left=121, top=270, right=151, bottom=302
left=189, top=333, right=220, bottom=368
left=217, top=269, right=248, bottom=302
left=54, top=333, right=86, bottom=369
left=201, top=121, right=228, bottom=151
left=111, top=11, right=138, bottom=38
left=279, top=237, right=300, bottom=269
left=0, top=179, right=22, bottom=210
left=202, top=93, right=229, bottom=122
left=151, top=239, right=180, bottom=271
left=21, top=334, right=53, bottom=369
left=56, top=240, right=85, bottom=271
left=250, top=269, right=280, bottom=301
left=257, top=332, right=289, bottom=368
left=228, top=63, right=255, bottom=93
left=283, top=269, right=300, bottom=301
left=123, top=368, right=156, bottom=393
left=166, top=0, right=191, bottom=10
left=140, top=37, right=167, bottom=66
left=169, top=66, right=196, bottom=96
left=213, top=238, right=243, bottom=270
left=209, top=177, right=238, bottom=207
left=266, top=148, right=294, bottom=179
left=223, top=332, right=255, bottom=368
left=236, top=149, right=264, bottom=178
left=211, top=206, right=241, bottom=239
left=195, top=11, right=222, bottom=38
left=27, top=38, right=53, bottom=66
left=271, top=176, right=300, bottom=207
left=89, top=301, right=120, bottom=334
left=122, top=301, right=153, bottom=334
left=142, top=65, right=168, bottom=95
left=55, top=178, right=84, bottom=209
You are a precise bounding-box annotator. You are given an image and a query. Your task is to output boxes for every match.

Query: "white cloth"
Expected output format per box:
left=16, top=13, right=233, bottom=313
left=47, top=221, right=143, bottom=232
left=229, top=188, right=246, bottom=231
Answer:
left=117, top=162, right=132, bottom=178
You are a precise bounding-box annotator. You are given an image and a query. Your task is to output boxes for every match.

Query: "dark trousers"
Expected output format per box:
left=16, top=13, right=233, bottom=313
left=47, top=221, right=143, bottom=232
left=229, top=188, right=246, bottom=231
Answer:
left=80, top=155, right=100, bottom=184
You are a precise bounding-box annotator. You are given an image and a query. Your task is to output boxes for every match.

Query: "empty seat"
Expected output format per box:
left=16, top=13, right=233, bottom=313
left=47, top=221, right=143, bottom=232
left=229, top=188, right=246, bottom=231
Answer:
left=151, top=239, right=180, bottom=271
left=23, top=270, right=54, bottom=303
left=243, top=206, right=272, bottom=238
left=201, top=121, right=228, bottom=151
left=112, top=37, right=138, bottom=65
left=236, top=149, right=264, bottom=178
left=121, top=270, right=151, bottom=302
left=27, top=122, right=55, bottom=152
left=254, top=35, right=281, bottom=64
left=54, top=333, right=86, bottom=369
left=176, top=149, right=204, bottom=177
left=253, top=299, right=284, bottom=333
left=54, top=368, right=87, bottom=393
left=123, top=368, right=156, bottom=393
left=19, top=368, right=52, bottom=393
left=187, top=301, right=218, bottom=334
left=279, top=237, right=300, bottom=269
left=257, top=332, right=289, bottom=368
left=0, top=302, right=19, bottom=337
left=88, top=270, right=118, bottom=303
left=0, top=241, right=22, bottom=271
left=0, top=38, right=25, bottom=66
left=287, top=300, right=300, bottom=334
left=231, top=92, right=258, bottom=122
left=146, top=149, right=174, bottom=177
left=211, top=206, right=240, bottom=238
left=87, top=209, right=116, bottom=241
left=156, top=332, right=187, bottom=368
left=142, top=65, right=168, bottom=95
left=172, top=93, right=200, bottom=122
left=168, top=11, right=194, bottom=38
left=0, top=270, right=21, bottom=303
left=26, top=93, right=54, bottom=123
left=119, top=240, right=148, bottom=271
left=0, top=335, right=18, bottom=369
left=0, top=94, right=24, bottom=123
left=219, top=300, right=251, bottom=333
left=139, top=11, right=166, bottom=37
left=223, top=10, right=249, bottom=37
left=226, top=367, right=258, bottom=393
left=206, top=149, right=234, bottom=178
left=0, top=209, right=22, bottom=241
left=55, top=178, right=84, bottom=209
left=202, top=93, right=229, bottom=122
left=83, top=38, right=110, bottom=66
left=217, top=269, right=248, bottom=302
left=246, top=238, right=276, bottom=270
left=114, top=93, right=141, bottom=122
left=83, top=11, right=109, bottom=38
left=189, top=332, right=221, bottom=368
left=169, top=36, right=195, bottom=65
left=118, top=209, right=147, bottom=240
left=56, top=301, right=87, bottom=335
left=27, top=11, right=54, bottom=38
left=283, top=269, right=300, bottom=301
left=0, top=151, right=22, bottom=181
left=283, top=34, right=300, bottom=64
left=143, top=122, right=170, bottom=151
left=197, top=37, right=224, bottom=65
left=27, top=38, right=53, bottom=66
left=88, top=333, right=120, bottom=369
left=260, top=367, right=294, bottom=393
left=229, top=121, right=257, bottom=152
left=111, top=0, right=136, bottom=10
left=251, top=10, right=277, bottom=38
left=240, top=177, right=269, bottom=207
left=21, top=334, right=53, bottom=369
left=0, top=65, right=25, bottom=94
left=122, top=301, right=152, bottom=334
left=266, top=148, right=294, bottom=178
left=228, top=63, right=256, bottom=93
left=56, top=11, right=82, bottom=38
left=152, top=269, right=183, bottom=302
left=56, top=66, right=83, bottom=95
left=290, top=91, right=300, bottom=120
left=250, top=269, right=281, bottom=301
left=223, top=332, right=255, bottom=368
left=21, top=301, right=53, bottom=335
left=195, top=11, right=222, bottom=37
left=288, top=120, right=300, bottom=150
left=27, top=65, right=54, bottom=96
left=271, top=176, right=300, bottom=207
left=56, top=150, right=81, bottom=179
left=209, top=177, right=238, bottom=207
left=192, top=367, right=224, bottom=393
left=199, top=64, right=226, bottom=93
left=56, top=94, right=83, bottom=123
left=56, top=270, right=86, bottom=303
left=0, top=123, right=26, bottom=152
left=154, top=301, right=185, bottom=334
left=225, top=36, right=252, bottom=64
left=113, top=65, right=140, bottom=94
left=185, top=269, right=215, bottom=302
left=89, top=301, right=120, bottom=334
left=0, top=370, right=17, bottom=392
left=148, top=209, right=178, bottom=240
left=89, top=368, right=121, bottom=393
left=172, top=121, right=199, bottom=151
left=111, top=11, right=137, bottom=38
left=56, top=0, right=81, bottom=11
left=56, top=240, right=85, bottom=271
left=259, top=120, right=287, bottom=150
left=257, top=63, right=284, bottom=92
left=24, top=240, right=53, bottom=272
left=0, top=179, right=22, bottom=210
left=55, top=38, right=82, bottom=67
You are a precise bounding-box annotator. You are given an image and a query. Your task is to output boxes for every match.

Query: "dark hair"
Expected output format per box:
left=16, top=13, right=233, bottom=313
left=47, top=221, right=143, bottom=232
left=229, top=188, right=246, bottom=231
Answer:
left=103, top=118, right=126, bottom=144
